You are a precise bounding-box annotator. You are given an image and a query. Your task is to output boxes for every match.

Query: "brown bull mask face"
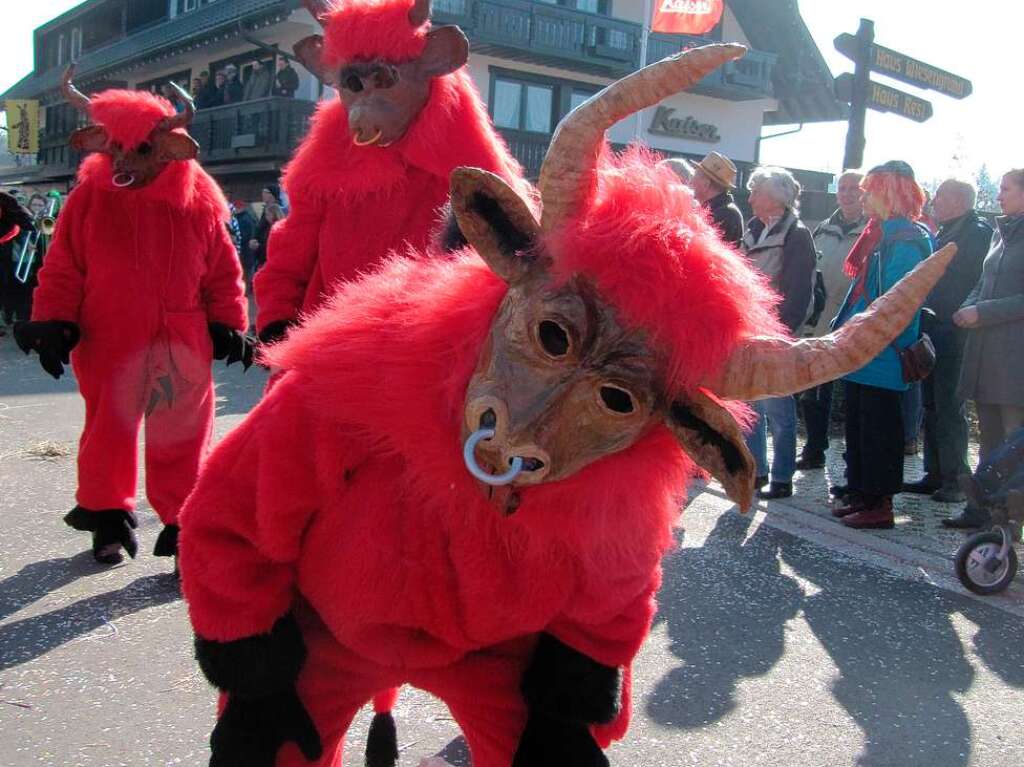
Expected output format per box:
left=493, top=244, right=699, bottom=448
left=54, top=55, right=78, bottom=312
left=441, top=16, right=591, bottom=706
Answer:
left=294, top=25, right=469, bottom=147
left=451, top=169, right=757, bottom=515
left=63, top=68, right=198, bottom=190
left=70, top=126, right=198, bottom=189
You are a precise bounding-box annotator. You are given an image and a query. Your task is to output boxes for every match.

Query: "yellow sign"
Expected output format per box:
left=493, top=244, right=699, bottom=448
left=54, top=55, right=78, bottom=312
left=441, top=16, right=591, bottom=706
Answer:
left=4, top=100, right=40, bottom=155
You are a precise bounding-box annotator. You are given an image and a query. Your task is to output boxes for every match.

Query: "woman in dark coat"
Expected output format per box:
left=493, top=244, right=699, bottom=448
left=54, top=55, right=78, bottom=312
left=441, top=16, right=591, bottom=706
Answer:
left=955, top=168, right=1024, bottom=457
left=248, top=185, right=286, bottom=273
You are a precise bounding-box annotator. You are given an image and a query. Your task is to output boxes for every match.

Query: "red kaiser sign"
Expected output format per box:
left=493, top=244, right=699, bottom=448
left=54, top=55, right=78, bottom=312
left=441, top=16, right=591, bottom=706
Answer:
left=651, top=0, right=723, bottom=35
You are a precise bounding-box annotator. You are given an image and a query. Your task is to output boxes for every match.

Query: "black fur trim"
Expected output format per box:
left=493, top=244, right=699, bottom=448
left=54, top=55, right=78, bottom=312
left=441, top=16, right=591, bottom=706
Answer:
left=512, top=714, right=609, bottom=767
left=470, top=191, right=534, bottom=257
left=63, top=505, right=138, bottom=531
left=670, top=402, right=744, bottom=474
left=520, top=634, right=622, bottom=725
left=438, top=205, right=469, bottom=252
left=195, top=612, right=306, bottom=699
left=365, top=712, right=399, bottom=767
left=153, top=524, right=179, bottom=557
left=258, top=319, right=293, bottom=346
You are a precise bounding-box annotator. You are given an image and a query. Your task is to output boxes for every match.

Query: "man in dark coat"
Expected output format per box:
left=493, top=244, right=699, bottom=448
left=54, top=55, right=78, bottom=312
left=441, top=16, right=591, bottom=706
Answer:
left=902, top=179, right=991, bottom=504
left=692, top=151, right=744, bottom=247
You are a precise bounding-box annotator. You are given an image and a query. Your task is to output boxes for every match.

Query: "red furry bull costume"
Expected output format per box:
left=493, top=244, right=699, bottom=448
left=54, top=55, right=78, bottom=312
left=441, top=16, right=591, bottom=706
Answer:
left=253, top=0, right=524, bottom=341
left=23, top=88, right=247, bottom=564
left=180, top=43, right=954, bottom=767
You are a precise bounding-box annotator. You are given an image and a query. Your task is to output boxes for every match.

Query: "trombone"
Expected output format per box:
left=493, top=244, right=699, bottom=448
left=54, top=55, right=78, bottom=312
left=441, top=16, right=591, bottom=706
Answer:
left=13, top=197, right=59, bottom=284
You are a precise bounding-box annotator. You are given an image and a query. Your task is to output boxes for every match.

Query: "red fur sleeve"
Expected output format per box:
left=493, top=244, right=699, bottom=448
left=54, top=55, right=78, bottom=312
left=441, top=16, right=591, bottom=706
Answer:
left=201, top=218, right=248, bottom=330
left=30, top=185, right=90, bottom=323
left=179, top=381, right=321, bottom=641
left=547, top=567, right=661, bottom=746
left=253, top=195, right=324, bottom=333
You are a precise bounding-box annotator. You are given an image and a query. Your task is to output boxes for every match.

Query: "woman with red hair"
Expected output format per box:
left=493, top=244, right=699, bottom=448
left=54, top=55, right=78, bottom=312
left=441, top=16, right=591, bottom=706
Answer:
left=831, top=161, right=933, bottom=529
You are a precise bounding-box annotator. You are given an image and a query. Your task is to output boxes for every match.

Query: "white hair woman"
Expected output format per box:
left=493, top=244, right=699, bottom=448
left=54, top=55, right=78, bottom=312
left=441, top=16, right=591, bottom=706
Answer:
left=740, top=166, right=817, bottom=499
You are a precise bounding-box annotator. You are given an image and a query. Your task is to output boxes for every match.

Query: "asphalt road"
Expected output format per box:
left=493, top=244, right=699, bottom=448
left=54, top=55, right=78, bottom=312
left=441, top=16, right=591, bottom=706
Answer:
left=1, top=337, right=1022, bottom=767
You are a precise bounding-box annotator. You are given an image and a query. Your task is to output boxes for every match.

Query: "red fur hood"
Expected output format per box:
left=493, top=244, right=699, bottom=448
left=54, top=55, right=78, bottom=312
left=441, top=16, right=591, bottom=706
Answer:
left=76, top=153, right=230, bottom=222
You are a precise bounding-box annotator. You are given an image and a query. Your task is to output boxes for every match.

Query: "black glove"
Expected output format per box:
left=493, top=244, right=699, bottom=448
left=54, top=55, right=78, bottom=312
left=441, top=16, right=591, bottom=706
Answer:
left=0, top=190, right=33, bottom=238
left=513, top=634, right=621, bottom=766
left=13, top=320, right=80, bottom=380
left=208, top=323, right=255, bottom=371
left=512, top=714, right=608, bottom=767
left=257, top=319, right=293, bottom=346
left=196, top=613, right=321, bottom=767
left=63, top=506, right=139, bottom=564
left=210, top=688, right=322, bottom=767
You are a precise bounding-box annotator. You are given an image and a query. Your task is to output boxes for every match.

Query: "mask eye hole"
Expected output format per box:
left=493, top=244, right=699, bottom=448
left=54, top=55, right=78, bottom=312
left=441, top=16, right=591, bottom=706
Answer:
left=343, top=74, right=363, bottom=92
left=538, top=320, right=570, bottom=357
left=599, top=385, right=636, bottom=414
left=136, top=142, right=152, bottom=156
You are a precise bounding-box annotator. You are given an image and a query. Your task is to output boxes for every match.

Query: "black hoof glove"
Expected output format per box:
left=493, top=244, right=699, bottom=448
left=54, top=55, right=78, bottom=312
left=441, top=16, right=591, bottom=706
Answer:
left=13, top=320, right=80, bottom=380
left=210, top=688, right=322, bottom=767
left=512, top=715, right=608, bottom=767
left=257, top=319, right=293, bottom=347
left=153, top=524, right=179, bottom=557
left=209, top=323, right=256, bottom=371
left=64, top=506, right=139, bottom=565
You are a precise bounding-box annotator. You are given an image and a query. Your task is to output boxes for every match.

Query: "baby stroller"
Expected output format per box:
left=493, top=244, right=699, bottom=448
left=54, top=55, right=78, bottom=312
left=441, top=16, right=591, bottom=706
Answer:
left=954, top=427, right=1024, bottom=595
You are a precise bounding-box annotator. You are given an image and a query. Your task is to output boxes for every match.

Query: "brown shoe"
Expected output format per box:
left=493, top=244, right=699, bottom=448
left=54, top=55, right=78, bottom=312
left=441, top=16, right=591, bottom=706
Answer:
left=832, top=499, right=864, bottom=518
left=841, top=498, right=894, bottom=529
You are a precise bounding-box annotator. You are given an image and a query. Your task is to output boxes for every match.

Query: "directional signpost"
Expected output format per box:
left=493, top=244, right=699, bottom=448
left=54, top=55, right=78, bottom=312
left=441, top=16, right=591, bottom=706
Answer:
left=834, top=19, right=973, bottom=169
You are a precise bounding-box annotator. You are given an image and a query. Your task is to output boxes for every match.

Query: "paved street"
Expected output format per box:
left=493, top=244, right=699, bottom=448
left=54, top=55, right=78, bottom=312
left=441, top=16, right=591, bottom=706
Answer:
left=1, top=336, right=1022, bottom=767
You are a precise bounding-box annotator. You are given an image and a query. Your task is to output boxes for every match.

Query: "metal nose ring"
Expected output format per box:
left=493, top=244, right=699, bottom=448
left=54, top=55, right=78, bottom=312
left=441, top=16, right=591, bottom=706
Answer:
left=463, top=428, right=524, bottom=486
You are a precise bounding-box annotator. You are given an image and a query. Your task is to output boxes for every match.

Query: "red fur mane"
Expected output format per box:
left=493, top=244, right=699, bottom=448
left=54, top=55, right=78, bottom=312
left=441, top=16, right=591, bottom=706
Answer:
left=552, top=146, right=783, bottom=394
left=87, top=89, right=176, bottom=151
left=321, top=0, right=430, bottom=65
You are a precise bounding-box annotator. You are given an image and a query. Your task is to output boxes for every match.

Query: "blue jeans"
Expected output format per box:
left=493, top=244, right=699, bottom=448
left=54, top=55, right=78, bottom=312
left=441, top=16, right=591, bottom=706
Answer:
left=901, top=383, right=922, bottom=445
left=746, top=396, right=797, bottom=484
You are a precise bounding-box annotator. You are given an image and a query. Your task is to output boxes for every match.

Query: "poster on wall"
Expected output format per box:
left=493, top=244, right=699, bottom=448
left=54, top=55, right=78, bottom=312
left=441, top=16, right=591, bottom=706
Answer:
left=4, top=100, right=40, bottom=155
left=651, top=0, right=724, bottom=35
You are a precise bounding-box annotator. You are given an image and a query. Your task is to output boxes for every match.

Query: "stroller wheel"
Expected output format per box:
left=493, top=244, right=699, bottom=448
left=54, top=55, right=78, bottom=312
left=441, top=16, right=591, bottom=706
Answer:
left=955, top=531, right=1018, bottom=595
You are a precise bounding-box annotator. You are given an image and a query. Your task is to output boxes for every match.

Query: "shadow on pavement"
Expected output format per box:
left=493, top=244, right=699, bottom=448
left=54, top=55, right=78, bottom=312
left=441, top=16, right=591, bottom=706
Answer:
left=0, top=573, right=180, bottom=671
left=0, top=551, right=101, bottom=622
left=646, top=510, right=803, bottom=728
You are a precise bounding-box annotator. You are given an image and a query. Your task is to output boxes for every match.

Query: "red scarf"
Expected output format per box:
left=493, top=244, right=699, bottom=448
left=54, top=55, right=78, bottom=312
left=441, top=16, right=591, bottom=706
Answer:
left=843, top=217, right=883, bottom=303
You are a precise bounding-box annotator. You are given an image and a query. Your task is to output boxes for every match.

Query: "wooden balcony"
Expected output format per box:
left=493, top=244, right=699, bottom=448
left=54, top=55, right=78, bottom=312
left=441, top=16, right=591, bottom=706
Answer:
left=646, top=33, right=775, bottom=100
left=188, top=97, right=316, bottom=164
left=434, top=0, right=642, bottom=77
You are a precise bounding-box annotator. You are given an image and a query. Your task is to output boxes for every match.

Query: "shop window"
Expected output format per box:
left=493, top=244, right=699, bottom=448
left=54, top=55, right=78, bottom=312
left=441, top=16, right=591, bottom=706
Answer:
left=492, top=76, right=553, bottom=134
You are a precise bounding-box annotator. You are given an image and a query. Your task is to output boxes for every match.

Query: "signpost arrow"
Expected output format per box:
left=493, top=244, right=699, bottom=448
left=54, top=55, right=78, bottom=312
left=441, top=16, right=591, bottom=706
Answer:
left=835, top=73, right=933, bottom=123
left=835, top=33, right=972, bottom=99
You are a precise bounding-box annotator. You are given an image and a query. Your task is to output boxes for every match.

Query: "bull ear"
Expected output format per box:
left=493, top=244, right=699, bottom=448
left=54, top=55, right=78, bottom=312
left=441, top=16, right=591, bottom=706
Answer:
left=294, top=35, right=335, bottom=85
left=666, top=388, right=757, bottom=513
left=419, top=26, right=469, bottom=78
left=155, top=131, right=199, bottom=162
left=450, top=167, right=542, bottom=284
left=70, top=126, right=108, bottom=153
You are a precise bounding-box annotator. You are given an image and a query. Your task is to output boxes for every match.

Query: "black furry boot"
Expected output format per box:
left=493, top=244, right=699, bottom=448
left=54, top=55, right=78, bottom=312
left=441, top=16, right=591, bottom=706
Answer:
left=153, top=524, right=179, bottom=557
left=64, top=506, right=139, bottom=565
left=365, top=711, right=399, bottom=767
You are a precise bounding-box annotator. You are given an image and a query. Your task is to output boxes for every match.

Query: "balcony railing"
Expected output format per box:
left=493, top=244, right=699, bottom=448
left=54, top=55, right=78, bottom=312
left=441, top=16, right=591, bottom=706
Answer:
left=188, top=97, right=316, bottom=164
left=497, top=128, right=551, bottom=178
left=434, top=0, right=642, bottom=76
left=646, top=33, right=775, bottom=100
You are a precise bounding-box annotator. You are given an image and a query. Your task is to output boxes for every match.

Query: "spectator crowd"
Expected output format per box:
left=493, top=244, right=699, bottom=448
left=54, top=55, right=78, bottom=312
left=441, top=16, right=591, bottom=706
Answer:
left=676, top=152, right=1024, bottom=532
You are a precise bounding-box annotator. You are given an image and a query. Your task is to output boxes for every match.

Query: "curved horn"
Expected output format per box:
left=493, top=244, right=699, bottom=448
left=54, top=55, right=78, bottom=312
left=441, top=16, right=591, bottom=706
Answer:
left=61, top=65, right=92, bottom=114
left=538, top=44, right=745, bottom=233
left=158, top=81, right=196, bottom=131
left=707, top=243, right=958, bottom=400
left=302, top=0, right=334, bottom=23
left=408, top=0, right=432, bottom=27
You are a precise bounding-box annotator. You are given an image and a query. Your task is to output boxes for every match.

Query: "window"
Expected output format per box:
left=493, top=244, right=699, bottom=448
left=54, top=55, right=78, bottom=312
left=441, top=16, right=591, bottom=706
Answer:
left=569, top=87, right=598, bottom=111
left=57, top=33, right=66, bottom=66
left=127, top=0, right=169, bottom=31
left=491, top=76, right=553, bottom=134
left=70, top=28, right=82, bottom=61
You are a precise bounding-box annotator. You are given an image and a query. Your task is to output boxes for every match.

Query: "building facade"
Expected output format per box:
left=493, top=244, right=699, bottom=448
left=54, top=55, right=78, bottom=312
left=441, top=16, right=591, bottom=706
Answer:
left=1, top=0, right=844, bottom=216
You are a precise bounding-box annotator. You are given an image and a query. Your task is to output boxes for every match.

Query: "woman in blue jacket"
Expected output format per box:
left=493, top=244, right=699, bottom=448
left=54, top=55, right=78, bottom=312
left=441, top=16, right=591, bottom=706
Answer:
left=831, top=161, right=933, bottom=529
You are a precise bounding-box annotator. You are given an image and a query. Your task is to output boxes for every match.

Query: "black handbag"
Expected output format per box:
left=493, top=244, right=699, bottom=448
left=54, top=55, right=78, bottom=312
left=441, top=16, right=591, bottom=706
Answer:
left=874, top=243, right=936, bottom=383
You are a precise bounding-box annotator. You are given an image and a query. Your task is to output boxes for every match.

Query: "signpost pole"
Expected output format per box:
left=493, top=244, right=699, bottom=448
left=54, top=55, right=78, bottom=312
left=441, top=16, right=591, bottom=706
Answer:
left=843, top=18, right=873, bottom=170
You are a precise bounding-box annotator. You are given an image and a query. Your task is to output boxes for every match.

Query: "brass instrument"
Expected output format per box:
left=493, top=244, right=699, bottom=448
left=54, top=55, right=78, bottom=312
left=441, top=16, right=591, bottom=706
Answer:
left=13, top=197, right=59, bottom=283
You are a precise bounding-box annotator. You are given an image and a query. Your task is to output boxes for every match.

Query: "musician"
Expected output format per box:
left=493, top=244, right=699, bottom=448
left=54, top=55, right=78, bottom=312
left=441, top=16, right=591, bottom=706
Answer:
left=0, top=190, right=35, bottom=335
